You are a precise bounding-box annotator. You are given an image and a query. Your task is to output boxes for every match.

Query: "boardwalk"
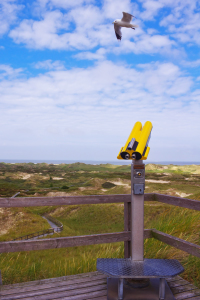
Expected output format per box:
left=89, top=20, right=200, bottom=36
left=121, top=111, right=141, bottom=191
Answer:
left=0, top=193, right=200, bottom=299
left=0, top=271, right=200, bottom=300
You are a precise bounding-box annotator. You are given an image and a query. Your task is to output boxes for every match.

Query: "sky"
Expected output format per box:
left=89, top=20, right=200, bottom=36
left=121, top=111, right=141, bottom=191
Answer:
left=0, top=0, right=200, bottom=163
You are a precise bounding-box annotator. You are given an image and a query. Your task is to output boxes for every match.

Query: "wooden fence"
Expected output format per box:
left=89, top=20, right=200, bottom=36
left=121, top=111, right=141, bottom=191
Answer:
left=12, top=214, right=63, bottom=241
left=0, top=193, right=199, bottom=259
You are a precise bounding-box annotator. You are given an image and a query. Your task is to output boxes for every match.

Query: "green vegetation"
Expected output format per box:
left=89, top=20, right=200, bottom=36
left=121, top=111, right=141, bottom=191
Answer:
left=0, top=162, right=200, bottom=288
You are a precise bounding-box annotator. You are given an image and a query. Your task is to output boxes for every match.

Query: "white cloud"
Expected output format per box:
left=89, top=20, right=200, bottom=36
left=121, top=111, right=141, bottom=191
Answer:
left=4, top=0, right=200, bottom=55
left=102, top=0, right=137, bottom=20
left=74, top=48, right=107, bottom=60
left=158, top=0, right=200, bottom=46
left=182, top=59, right=200, bottom=68
left=9, top=4, right=179, bottom=57
left=7, top=0, right=186, bottom=58
left=36, top=0, right=93, bottom=10
left=9, top=10, right=71, bottom=49
left=0, top=0, right=22, bottom=36
left=137, top=0, right=200, bottom=48
left=0, top=64, right=23, bottom=79
left=34, top=60, right=65, bottom=70
left=0, top=60, right=198, bottom=161
left=140, top=0, right=164, bottom=20
left=140, top=0, right=197, bottom=20
left=111, top=33, right=180, bottom=57
left=69, top=5, right=103, bottom=28
left=9, top=5, right=113, bottom=50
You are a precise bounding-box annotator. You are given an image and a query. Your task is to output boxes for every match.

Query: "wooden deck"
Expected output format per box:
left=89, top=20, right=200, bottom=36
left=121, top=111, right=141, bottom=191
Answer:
left=0, top=271, right=200, bottom=300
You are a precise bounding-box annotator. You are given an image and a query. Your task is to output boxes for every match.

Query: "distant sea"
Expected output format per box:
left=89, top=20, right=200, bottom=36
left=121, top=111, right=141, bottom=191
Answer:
left=0, top=159, right=199, bottom=166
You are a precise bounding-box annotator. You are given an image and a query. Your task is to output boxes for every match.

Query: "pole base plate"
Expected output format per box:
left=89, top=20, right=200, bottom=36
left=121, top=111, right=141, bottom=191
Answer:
left=107, top=277, right=175, bottom=300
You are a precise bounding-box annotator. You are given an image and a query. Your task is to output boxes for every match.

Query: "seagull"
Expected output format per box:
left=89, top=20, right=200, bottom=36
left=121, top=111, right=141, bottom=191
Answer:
left=112, top=12, right=138, bottom=40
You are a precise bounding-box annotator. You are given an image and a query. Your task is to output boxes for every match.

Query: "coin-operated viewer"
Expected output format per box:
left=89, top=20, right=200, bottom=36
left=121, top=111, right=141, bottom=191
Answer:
left=117, top=121, right=153, bottom=160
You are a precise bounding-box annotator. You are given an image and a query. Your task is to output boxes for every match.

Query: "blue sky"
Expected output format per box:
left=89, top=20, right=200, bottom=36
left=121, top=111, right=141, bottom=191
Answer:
left=0, top=0, right=200, bottom=162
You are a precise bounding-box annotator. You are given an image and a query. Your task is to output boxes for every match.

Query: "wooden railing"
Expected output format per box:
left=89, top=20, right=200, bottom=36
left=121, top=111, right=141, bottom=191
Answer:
left=44, top=214, right=63, bottom=231
left=0, top=193, right=199, bottom=259
left=12, top=215, right=63, bottom=241
left=12, top=228, right=55, bottom=241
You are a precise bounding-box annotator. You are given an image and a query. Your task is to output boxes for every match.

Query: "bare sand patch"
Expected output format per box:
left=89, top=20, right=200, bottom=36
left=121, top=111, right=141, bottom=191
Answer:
left=176, top=192, right=192, bottom=198
left=21, top=173, right=32, bottom=180
left=46, top=192, right=75, bottom=197
left=16, top=173, right=49, bottom=180
left=88, top=178, right=105, bottom=188
left=0, top=208, right=24, bottom=236
left=79, top=187, right=86, bottom=191
left=146, top=179, right=170, bottom=184
left=51, top=207, right=65, bottom=216
left=163, top=173, right=172, bottom=176
left=111, top=181, right=130, bottom=187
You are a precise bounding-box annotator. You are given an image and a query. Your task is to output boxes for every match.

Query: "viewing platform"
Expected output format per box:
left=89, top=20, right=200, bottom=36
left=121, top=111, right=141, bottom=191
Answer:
left=1, top=271, right=200, bottom=300
left=0, top=193, right=200, bottom=299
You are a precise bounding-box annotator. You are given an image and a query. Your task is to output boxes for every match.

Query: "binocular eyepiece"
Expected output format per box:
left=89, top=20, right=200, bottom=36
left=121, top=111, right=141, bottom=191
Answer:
left=117, top=121, right=153, bottom=161
left=121, top=152, right=138, bottom=160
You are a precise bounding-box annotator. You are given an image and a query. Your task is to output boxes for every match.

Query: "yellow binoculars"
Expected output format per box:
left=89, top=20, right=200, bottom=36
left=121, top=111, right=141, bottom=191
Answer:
left=117, top=121, right=153, bottom=160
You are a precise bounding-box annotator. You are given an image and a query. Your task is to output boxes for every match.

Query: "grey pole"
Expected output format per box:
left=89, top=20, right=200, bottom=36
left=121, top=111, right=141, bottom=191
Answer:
left=159, top=278, right=166, bottom=300
left=131, top=159, right=145, bottom=261
left=118, top=278, right=123, bottom=300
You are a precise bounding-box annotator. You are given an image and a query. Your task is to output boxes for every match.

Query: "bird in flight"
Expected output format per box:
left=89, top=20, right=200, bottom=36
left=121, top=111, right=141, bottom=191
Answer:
left=112, top=12, right=138, bottom=40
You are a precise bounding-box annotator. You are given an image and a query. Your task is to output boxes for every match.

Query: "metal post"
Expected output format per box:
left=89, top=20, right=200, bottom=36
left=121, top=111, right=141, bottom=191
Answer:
left=159, top=278, right=166, bottom=300
left=124, top=201, right=131, bottom=258
left=0, top=270, right=2, bottom=285
left=118, top=278, right=123, bottom=300
left=131, top=159, right=145, bottom=261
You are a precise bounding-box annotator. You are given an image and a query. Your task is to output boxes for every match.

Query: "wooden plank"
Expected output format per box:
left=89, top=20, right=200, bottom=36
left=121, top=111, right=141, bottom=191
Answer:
left=0, top=193, right=200, bottom=211
left=166, top=276, right=183, bottom=282
left=0, top=195, right=130, bottom=207
left=2, top=289, right=107, bottom=300
left=0, top=230, right=152, bottom=253
left=174, top=289, right=200, bottom=300
left=19, top=284, right=107, bottom=300
left=152, top=229, right=200, bottom=258
left=0, top=232, right=130, bottom=253
left=1, top=271, right=199, bottom=300
left=0, top=275, right=106, bottom=295
left=154, top=194, right=200, bottom=211
left=0, top=271, right=104, bottom=290
left=171, top=283, right=198, bottom=294
left=92, top=297, right=107, bottom=300
left=0, top=194, right=154, bottom=208
left=184, top=297, right=200, bottom=300
left=168, top=279, right=193, bottom=288
left=0, top=272, right=108, bottom=300
left=0, top=279, right=107, bottom=299
left=124, top=201, right=131, bottom=258
left=55, top=289, right=107, bottom=300
left=0, top=270, right=2, bottom=285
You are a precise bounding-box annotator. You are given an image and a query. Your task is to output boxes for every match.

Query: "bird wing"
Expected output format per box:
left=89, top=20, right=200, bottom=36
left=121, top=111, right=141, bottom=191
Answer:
left=121, top=12, right=133, bottom=23
left=114, top=23, right=122, bottom=40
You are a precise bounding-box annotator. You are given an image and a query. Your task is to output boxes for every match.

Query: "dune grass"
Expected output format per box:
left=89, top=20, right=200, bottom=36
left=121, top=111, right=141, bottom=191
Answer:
left=0, top=202, right=200, bottom=288
left=0, top=162, right=200, bottom=288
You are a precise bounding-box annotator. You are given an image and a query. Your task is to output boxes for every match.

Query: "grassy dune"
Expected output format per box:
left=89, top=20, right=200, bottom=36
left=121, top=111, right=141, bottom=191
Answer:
left=0, top=162, right=200, bottom=287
